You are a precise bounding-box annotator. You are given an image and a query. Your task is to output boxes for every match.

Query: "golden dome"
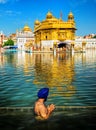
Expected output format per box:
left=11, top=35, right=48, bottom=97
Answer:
left=35, top=20, right=40, bottom=25
left=68, top=12, right=74, bottom=19
left=23, top=25, right=32, bottom=32
left=46, top=11, right=53, bottom=19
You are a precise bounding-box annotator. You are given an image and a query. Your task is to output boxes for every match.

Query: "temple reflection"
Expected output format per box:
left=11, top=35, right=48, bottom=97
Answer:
left=1, top=50, right=96, bottom=99
left=32, top=53, right=73, bottom=85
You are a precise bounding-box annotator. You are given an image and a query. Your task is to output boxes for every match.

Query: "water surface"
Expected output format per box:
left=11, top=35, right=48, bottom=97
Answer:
left=0, top=50, right=96, bottom=107
left=0, top=49, right=96, bottom=129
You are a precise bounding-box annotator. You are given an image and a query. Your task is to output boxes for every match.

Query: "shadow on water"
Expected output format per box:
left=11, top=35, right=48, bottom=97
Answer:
left=0, top=107, right=96, bottom=130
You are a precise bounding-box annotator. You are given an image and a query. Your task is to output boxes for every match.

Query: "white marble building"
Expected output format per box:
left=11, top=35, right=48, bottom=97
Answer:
left=16, top=25, right=34, bottom=50
left=75, top=38, right=96, bottom=49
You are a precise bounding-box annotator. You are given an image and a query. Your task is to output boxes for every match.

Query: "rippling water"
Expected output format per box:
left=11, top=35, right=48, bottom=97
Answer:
left=0, top=50, right=96, bottom=107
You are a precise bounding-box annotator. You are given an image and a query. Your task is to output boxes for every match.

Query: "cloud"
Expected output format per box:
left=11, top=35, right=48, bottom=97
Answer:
left=5, top=10, right=21, bottom=16
left=0, top=0, right=20, bottom=4
left=0, top=0, right=8, bottom=4
left=5, top=10, right=13, bottom=15
left=0, top=9, right=21, bottom=16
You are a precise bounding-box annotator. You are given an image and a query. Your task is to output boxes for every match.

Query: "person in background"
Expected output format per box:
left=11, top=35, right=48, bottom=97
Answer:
left=34, top=87, right=55, bottom=120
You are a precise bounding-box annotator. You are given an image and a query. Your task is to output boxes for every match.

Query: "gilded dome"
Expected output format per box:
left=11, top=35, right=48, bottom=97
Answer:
left=68, top=12, right=74, bottom=19
left=35, top=20, right=40, bottom=25
left=23, top=25, right=32, bottom=32
left=46, top=11, right=53, bottom=19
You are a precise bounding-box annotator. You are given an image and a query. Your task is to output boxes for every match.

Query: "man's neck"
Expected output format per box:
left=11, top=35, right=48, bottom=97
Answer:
left=38, top=98, right=44, bottom=103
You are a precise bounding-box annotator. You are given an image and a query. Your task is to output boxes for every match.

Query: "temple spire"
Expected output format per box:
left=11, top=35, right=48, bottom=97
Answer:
left=60, top=11, right=63, bottom=20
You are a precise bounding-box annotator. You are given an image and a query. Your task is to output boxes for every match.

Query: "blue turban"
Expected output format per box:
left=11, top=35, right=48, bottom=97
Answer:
left=37, top=88, right=49, bottom=100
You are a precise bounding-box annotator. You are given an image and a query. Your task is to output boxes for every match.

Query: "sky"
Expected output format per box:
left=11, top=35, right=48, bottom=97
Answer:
left=0, top=0, right=96, bottom=36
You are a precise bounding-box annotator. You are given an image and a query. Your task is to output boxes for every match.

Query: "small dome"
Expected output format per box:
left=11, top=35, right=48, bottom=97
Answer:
left=35, top=20, right=40, bottom=25
left=23, top=25, right=32, bottom=32
left=68, top=12, right=74, bottom=19
left=46, top=11, right=53, bottom=19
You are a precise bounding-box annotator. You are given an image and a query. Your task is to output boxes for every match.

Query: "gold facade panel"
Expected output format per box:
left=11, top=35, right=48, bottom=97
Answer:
left=34, top=11, right=76, bottom=47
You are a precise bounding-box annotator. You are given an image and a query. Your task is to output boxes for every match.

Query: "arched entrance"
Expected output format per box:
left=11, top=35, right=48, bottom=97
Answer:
left=57, top=42, right=71, bottom=52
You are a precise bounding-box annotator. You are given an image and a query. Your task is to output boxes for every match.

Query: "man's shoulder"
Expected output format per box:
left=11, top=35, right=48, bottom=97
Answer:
left=36, top=101, right=44, bottom=106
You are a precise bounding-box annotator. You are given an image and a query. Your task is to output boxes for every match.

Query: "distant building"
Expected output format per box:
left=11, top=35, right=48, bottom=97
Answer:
left=16, top=25, right=34, bottom=50
left=0, top=31, right=4, bottom=47
left=34, top=11, right=76, bottom=51
left=75, top=37, right=96, bottom=49
left=83, top=34, right=96, bottom=39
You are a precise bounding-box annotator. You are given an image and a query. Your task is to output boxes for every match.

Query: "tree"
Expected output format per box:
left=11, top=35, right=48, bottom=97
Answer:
left=93, top=35, right=96, bottom=38
left=3, top=39, right=14, bottom=46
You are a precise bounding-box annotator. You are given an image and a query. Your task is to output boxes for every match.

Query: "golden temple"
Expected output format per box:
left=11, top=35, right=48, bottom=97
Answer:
left=34, top=11, right=76, bottom=51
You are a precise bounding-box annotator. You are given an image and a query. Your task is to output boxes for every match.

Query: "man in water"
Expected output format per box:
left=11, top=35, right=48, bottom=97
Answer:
left=34, top=88, right=55, bottom=120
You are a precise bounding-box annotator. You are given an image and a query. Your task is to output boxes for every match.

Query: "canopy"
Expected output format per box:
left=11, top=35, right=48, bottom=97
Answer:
left=58, top=42, right=70, bottom=48
left=9, top=46, right=18, bottom=49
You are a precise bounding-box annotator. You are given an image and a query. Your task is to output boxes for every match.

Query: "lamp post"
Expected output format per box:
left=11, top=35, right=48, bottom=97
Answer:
left=71, top=41, right=74, bottom=53
left=82, top=41, right=86, bottom=52
left=53, top=41, right=57, bottom=54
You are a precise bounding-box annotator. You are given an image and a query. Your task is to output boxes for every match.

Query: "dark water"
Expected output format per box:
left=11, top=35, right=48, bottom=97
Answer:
left=0, top=49, right=96, bottom=129
left=0, top=107, right=96, bottom=130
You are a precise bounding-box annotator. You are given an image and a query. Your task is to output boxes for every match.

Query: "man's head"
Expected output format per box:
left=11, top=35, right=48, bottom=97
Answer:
left=37, top=88, right=49, bottom=101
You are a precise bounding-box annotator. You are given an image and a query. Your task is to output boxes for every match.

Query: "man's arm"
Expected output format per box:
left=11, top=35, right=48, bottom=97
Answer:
left=39, top=104, right=55, bottom=119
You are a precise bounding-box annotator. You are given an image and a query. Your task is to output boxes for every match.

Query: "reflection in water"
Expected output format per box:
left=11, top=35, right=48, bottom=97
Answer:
left=0, top=50, right=96, bottom=107
left=33, top=53, right=76, bottom=98
left=34, top=53, right=74, bottom=86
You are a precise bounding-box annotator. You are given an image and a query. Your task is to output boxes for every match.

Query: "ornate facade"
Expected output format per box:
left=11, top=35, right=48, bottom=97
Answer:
left=16, top=25, right=34, bottom=50
left=34, top=11, right=76, bottom=51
